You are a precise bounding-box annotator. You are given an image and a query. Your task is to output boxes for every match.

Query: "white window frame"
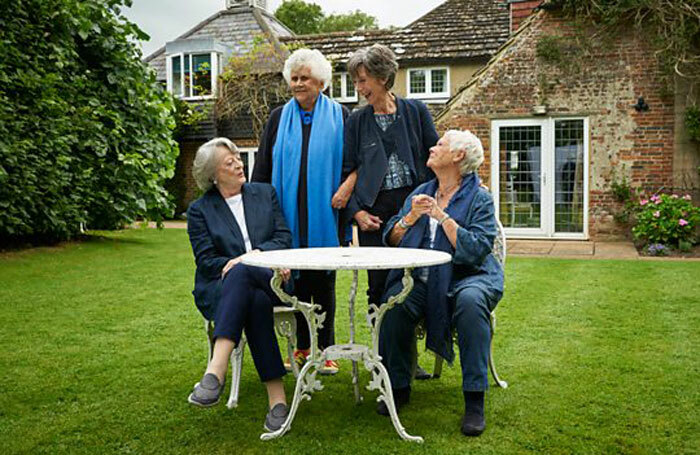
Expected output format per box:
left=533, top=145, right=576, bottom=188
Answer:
left=330, top=72, right=358, bottom=103
left=238, top=147, right=257, bottom=179
left=406, top=67, right=450, bottom=101
left=490, top=117, right=589, bottom=240
left=166, top=51, right=219, bottom=100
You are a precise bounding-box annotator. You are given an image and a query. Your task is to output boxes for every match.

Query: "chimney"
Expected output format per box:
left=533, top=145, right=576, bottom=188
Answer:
left=508, top=0, right=543, bottom=32
left=226, top=0, right=268, bottom=11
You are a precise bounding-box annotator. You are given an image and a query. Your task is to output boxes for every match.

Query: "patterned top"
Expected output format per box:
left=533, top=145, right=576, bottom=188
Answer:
left=375, top=113, right=413, bottom=190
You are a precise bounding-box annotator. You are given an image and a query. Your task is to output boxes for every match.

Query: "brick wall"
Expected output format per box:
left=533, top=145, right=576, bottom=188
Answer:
left=438, top=10, right=678, bottom=239
left=168, top=141, right=201, bottom=216
left=509, top=0, right=543, bottom=32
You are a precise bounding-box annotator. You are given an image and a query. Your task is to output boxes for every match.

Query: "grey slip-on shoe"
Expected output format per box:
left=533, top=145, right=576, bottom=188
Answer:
left=188, top=373, right=224, bottom=407
left=264, top=403, right=289, bottom=432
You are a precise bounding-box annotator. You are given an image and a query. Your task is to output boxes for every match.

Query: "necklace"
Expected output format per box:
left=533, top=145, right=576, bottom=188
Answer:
left=437, top=180, right=461, bottom=200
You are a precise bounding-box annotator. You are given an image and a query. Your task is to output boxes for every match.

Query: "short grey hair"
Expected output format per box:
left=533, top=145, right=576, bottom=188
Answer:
left=282, top=48, right=333, bottom=91
left=445, top=130, right=484, bottom=176
left=347, top=44, right=398, bottom=90
left=192, top=137, right=239, bottom=191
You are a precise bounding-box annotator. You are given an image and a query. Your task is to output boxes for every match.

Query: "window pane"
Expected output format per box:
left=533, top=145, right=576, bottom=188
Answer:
left=409, top=70, right=426, bottom=94
left=332, top=74, right=342, bottom=98
left=192, top=54, right=212, bottom=96
left=184, top=56, right=192, bottom=97
left=171, top=56, right=182, bottom=97
left=498, top=126, right=542, bottom=229
left=346, top=75, right=356, bottom=98
left=554, top=120, right=584, bottom=233
left=431, top=69, right=447, bottom=93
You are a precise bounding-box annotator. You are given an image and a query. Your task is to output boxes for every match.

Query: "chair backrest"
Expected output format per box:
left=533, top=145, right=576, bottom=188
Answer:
left=493, top=218, right=506, bottom=267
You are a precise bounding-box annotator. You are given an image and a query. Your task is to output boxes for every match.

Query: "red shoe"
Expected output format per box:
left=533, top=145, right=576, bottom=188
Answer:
left=318, top=359, right=339, bottom=375
left=284, top=349, right=310, bottom=372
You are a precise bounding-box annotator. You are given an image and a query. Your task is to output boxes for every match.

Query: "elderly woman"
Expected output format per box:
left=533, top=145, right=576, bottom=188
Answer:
left=378, top=130, right=504, bottom=437
left=187, top=137, right=293, bottom=432
left=252, top=48, right=353, bottom=375
left=343, top=44, right=439, bottom=310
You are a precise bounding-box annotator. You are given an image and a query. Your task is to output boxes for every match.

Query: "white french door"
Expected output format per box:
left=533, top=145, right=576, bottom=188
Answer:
left=490, top=118, right=589, bottom=239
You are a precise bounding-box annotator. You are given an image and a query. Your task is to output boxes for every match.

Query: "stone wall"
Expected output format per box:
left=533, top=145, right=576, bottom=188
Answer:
left=437, top=9, right=683, bottom=239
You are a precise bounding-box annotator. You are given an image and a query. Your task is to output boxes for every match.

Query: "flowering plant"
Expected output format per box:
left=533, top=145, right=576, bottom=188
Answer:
left=632, top=193, right=699, bottom=248
left=646, top=243, right=669, bottom=256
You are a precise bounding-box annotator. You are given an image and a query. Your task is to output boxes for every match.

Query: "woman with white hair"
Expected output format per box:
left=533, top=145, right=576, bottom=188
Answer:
left=252, top=48, right=353, bottom=375
left=378, top=130, right=504, bottom=437
left=186, top=137, right=293, bottom=431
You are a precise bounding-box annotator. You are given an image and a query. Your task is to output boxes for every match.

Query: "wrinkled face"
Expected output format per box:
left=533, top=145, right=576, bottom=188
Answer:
left=353, top=65, right=388, bottom=107
left=289, top=66, right=324, bottom=110
left=427, top=134, right=463, bottom=171
left=214, top=147, right=246, bottom=189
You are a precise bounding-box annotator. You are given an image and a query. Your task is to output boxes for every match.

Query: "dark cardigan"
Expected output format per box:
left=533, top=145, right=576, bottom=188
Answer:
left=342, top=96, right=439, bottom=218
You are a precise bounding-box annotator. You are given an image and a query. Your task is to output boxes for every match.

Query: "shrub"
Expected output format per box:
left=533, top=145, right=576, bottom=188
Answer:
left=632, top=194, right=700, bottom=248
left=0, top=0, right=178, bottom=244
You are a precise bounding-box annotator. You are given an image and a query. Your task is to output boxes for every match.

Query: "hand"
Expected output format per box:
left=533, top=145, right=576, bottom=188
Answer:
left=279, top=268, right=291, bottom=282
left=331, top=172, right=357, bottom=209
left=331, top=187, right=351, bottom=209
left=354, top=210, right=382, bottom=232
left=221, top=256, right=243, bottom=278
left=408, top=194, right=433, bottom=222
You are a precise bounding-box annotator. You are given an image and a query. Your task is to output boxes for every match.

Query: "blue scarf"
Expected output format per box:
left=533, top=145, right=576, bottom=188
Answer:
left=384, top=173, right=480, bottom=363
left=271, top=94, right=344, bottom=248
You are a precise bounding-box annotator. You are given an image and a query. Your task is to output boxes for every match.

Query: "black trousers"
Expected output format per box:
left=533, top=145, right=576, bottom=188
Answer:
left=294, top=270, right=336, bottom=350
left=357, top=186, right=414, bottom=305
left=215, top=264, right=286, bottom=382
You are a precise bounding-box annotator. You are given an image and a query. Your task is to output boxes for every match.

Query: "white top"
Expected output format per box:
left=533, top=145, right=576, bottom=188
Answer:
left=240, top=247, right=451, bottom=271
left=225, top=194, right=252, bottom=252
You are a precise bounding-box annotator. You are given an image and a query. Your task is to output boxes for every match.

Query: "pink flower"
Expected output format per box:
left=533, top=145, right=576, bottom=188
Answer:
left=653, top=211, right=660, bottom=218
left=683, top=194, right=692, bottom=201
left=679, top=219, right=688, bottom=226
left=671, top=194, right=679, bottom=199
left=640, top=199, right=649, bottom=206
left=650, top=195, right=660, bottom=202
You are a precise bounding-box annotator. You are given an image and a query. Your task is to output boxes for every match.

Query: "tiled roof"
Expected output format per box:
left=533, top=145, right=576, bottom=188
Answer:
left=144, top=6, right=292, bottom=81
left=280, top=0, right=510, bottom=64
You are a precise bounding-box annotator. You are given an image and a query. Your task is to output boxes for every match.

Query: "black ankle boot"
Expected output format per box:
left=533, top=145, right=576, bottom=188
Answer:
left=461, top=391, right=485, bottom=436
left=376, top=386, right=411, bottom=416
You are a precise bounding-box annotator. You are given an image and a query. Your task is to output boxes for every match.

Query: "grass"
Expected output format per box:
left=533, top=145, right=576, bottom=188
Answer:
left=0, top=228, right=698, bottom=454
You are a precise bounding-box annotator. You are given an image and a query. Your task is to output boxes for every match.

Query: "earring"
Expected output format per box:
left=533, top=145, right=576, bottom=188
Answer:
left=213, top=178, right=218, bottom=185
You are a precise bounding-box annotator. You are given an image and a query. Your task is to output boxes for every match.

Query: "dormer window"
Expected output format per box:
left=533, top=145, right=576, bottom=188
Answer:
left=167, top=52, right=220, bottom=99
left=330, top=72, right=357, bottom=103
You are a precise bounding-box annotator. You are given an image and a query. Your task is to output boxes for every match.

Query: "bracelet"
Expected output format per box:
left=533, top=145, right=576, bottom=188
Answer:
left=438, top=214, right=451, bottom=226
left=397, top=216, right=411, bottom=229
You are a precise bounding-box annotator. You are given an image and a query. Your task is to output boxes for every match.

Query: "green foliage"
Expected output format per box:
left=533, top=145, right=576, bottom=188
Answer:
left=609, top=171, right=636, bottom=225
left=321, top=10, right=378, bottom=33
left=275, top=0, right=378, bottom=35
left=275, top=0, right=324, bottom=34
left=685, top=105, right=700, bottom=142
left=0, top=0, right=178, bottom=243
left=172, top=98, right=211, bottom=140
left=553, top=0, right=700, bottom=82
left=632, top=193, right=700, bottom=248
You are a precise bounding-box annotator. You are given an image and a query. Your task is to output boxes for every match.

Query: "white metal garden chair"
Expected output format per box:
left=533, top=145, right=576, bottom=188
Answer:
left=203, top=305, right=300, bottom=409
left=416, top=218, right=508, bottom=388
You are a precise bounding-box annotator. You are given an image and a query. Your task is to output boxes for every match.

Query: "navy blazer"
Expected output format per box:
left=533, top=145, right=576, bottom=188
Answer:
left=187, top=183, right=292, bottom=320
left=342, top=96, right=439, bottom=218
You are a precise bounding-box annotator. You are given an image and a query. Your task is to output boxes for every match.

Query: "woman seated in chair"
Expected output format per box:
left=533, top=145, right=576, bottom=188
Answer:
left=379, top=130, right=504, bottom=437
left=186, top=137, right=292, bottom=432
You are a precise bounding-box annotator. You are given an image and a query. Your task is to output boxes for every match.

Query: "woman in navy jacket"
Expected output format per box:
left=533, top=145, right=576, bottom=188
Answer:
left=186, top=137, right=293, bottom=432
left=343, top=44, right=440, bottom=309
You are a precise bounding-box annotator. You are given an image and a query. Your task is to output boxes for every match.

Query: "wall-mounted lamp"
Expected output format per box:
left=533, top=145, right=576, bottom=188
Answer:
left=633, top=96, right=649, bottom=112
left=531, top=104, right=547, bottom=115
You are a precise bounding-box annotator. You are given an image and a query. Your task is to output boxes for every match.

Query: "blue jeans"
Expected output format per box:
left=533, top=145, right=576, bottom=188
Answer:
left=379, top=281, right=496, bottom=391
left=216, top=264, right=286, bottom=383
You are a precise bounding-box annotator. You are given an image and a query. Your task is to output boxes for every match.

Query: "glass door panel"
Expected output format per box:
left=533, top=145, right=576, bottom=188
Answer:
left=498, top=126, right=542, bottom=230
left=554, top=120, right=585, bottom=233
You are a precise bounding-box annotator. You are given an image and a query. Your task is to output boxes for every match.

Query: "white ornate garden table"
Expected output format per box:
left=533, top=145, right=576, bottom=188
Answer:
left=241, top=246, right=451, bottom=443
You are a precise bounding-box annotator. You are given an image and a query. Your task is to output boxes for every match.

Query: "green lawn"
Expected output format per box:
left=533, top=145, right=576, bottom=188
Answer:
left=0, top=229, right=698, bottom=454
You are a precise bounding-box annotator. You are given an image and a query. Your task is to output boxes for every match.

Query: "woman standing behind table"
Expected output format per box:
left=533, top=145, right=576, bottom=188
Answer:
left=343, top=44, right=439, bottom=309
left=252, top=48, right=354, bottom=375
